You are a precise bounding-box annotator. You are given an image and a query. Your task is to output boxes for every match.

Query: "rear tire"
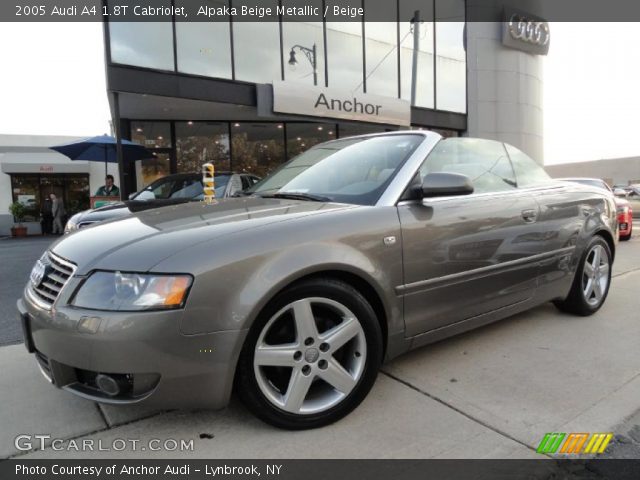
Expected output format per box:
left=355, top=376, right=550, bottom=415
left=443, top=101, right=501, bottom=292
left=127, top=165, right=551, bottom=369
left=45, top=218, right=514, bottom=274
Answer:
left=554, top=236, right=612, bottom=316
left=235, top=277, right=383, bottom=429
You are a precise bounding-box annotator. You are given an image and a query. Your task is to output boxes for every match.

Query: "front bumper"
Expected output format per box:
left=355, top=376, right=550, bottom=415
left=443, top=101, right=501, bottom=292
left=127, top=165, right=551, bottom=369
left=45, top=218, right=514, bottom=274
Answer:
left=17, top=295, right=247, bottom=409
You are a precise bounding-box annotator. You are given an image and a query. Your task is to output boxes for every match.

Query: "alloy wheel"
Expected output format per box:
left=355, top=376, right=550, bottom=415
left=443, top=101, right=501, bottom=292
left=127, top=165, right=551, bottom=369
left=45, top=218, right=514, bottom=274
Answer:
left=581, top=244, right=610, bottom=307
left=253, top=297, right=367, bottom=415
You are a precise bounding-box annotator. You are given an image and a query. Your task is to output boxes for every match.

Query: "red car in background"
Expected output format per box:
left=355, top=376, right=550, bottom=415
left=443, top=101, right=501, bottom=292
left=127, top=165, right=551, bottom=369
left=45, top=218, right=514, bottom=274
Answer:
left=561, top=178, right=632, bottom=241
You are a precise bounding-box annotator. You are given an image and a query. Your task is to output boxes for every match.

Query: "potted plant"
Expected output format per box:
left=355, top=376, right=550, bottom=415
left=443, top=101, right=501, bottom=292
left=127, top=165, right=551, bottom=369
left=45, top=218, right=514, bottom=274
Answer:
left=9, top=202, right=28, bottom=237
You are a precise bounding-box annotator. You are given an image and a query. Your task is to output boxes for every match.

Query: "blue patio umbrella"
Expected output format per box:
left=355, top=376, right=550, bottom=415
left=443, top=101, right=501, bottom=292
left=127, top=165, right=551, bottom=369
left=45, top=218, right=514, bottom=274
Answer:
left=50, top=134, right=153, bottom=178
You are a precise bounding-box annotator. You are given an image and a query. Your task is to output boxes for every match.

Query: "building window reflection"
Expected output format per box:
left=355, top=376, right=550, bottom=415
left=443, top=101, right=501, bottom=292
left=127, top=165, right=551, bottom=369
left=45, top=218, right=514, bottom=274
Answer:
left=326, top=0, right=364, bottom=92
left=109, top=8, right=174, bottom=71
left=131, top=121, right=172, bottom=149
left=231, top=123, right=285, bottom=177
left=435, top=0, right=466, bottom=113
left=130, top=121, right=172, bottom=191
left=286, top=123, right=336, bottom=159
left=175, top=0, right=232, bottom=79
left=399, top=0, right=434, bottom=108
left=176, top=121, right=231, bottom=173
left=364, top=0, right=398, bottom=98
left=282, top=0, right=325, bottom=86
left=232, top=0, right=281, bottom=83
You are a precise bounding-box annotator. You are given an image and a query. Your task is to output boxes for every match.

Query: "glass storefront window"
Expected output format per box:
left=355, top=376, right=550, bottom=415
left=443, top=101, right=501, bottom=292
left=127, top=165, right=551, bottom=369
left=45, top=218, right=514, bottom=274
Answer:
left=338, top=122, right=393, bottom=138
left=109, top=6, right=174, bottom=71
left=61, top=175, right=91, bottom=215
left=435, top=0, right=466, bottom=113
left=326, top=0, right=364, bottom=93
left=281, top=0, right=325, bottom=86
left=11, top=175, right=40, bottom=222
left=131, top=121, right=172, bottom=149
left=364, top=0, right=398, bottom=98
left=232, top=0, right=281, bottom=83
left=399, top=0, right=434, bottom=108
left=175, top=0, right=232, bottom=79
left=286, top=123, right=336, bottom=159
left=176, top=121, right=231, bottom=173
left=135, top=153, right=171, bottom=192
left=11, top=174, right=89, bottom=222
left=231, top=123, right=285, bottom=177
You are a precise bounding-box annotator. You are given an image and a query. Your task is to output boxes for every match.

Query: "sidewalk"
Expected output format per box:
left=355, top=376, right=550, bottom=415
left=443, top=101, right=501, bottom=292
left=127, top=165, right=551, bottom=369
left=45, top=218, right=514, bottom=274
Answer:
left=2, top=258, right=640, bottom=459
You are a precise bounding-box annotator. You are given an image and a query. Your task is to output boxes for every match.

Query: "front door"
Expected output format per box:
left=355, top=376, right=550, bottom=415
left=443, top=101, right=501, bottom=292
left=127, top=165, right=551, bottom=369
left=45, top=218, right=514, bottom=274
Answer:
left=398, top=138, right=541, bottom=337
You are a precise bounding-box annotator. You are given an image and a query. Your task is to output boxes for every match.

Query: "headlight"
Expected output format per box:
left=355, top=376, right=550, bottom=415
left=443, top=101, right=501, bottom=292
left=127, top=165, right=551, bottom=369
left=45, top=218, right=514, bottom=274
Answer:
left=71, top=271, right=193, bottom=311
left=64, top=215, right=80, bottom=234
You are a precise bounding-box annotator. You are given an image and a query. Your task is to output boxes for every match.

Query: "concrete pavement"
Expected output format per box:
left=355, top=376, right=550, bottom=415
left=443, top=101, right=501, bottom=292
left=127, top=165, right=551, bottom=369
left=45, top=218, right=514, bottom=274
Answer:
left=1, top=233, right=640, bottom=459
left=0, top=236, right=56, bottom=346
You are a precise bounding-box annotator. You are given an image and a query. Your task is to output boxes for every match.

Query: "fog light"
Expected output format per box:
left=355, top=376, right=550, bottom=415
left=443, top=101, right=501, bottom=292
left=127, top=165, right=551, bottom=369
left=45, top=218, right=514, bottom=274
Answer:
left=95, top=374, right=121, bottom=396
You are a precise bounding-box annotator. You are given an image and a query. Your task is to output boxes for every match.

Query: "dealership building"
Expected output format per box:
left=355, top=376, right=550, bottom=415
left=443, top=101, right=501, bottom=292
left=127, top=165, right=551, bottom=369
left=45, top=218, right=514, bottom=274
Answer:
left=101, top=0, right=546, bottom=197
left=2, top=1, right=549, bottom=234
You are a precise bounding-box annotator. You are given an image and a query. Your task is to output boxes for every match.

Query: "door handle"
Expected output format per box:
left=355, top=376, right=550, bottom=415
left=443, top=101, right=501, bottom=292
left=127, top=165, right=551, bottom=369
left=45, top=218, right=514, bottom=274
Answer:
left=521, top=209, right=538, bottom=223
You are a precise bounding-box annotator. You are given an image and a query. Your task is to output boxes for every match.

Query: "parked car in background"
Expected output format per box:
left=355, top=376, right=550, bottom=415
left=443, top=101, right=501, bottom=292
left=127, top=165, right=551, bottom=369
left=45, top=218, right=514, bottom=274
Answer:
left=560, top=178, right=632, bottom=241
left=21, top=132, right=617, bottom=429
left=64, top=172, right=260, bottom=233
left=624, top=186, right=640, bottom=218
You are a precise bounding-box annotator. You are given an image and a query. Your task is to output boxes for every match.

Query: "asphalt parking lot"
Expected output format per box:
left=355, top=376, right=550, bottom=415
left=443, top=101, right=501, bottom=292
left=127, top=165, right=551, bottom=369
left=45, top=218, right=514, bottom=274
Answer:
left=1, top=229, right=640, bottom=459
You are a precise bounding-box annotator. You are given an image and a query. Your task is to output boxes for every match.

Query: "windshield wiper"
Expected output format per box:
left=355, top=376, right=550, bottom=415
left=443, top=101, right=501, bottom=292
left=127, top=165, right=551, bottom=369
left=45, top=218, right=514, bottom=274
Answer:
left=262, top=192, right=332, bottom=202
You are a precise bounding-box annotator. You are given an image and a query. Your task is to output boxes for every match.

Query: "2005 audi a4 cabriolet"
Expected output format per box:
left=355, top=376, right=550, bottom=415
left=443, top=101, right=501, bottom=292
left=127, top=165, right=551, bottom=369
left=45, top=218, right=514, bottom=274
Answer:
left=18, top=131, right=617, bottom=429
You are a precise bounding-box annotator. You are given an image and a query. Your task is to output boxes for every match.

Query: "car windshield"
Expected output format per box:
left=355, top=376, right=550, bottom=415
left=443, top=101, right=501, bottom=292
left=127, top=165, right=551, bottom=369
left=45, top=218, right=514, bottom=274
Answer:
left=133, top=175, right=230, bottom=200
left=248, top=134, right=424, bottom=206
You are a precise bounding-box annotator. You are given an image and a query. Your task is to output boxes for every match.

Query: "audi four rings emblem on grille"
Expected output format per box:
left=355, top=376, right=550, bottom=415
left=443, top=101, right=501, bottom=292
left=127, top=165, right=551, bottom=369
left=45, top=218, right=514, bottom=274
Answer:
left=508, top=15, right=550, bottom=46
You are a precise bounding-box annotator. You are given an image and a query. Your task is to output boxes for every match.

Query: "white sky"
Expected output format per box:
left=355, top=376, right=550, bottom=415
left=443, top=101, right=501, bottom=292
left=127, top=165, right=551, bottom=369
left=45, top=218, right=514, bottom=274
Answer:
left=0, top=22, right=638, bottom=165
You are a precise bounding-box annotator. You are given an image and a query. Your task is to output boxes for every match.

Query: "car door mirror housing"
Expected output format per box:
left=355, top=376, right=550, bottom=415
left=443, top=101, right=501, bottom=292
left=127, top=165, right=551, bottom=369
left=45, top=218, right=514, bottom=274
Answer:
left=419, top=172, right=474, bottom=198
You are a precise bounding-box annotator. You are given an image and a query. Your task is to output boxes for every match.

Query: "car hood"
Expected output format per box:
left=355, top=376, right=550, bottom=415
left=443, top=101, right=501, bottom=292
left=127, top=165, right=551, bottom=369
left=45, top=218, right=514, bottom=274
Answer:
left=51, top=197, right=355, bottom=275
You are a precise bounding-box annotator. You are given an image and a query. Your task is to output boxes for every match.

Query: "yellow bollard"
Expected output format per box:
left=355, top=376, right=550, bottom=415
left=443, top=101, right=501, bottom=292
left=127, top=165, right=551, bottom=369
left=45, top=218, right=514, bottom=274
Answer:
left=202, top=162, right=215, bottom=204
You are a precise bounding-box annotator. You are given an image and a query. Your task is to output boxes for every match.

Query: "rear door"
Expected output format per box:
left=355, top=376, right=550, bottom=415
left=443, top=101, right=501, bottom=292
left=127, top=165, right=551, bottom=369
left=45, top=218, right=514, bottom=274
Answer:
left=397, top=138, right=541, bottom=337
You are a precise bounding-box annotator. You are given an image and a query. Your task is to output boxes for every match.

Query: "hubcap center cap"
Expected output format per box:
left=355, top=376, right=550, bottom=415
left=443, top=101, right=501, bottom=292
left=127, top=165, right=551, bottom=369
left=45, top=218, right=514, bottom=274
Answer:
left=304, top=348, right=319, bottom=363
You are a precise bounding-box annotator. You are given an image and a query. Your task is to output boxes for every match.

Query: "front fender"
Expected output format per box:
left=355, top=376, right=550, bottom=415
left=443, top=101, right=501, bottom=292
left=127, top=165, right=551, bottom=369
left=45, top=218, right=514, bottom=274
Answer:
left=168, top=207, right=403, bottom=337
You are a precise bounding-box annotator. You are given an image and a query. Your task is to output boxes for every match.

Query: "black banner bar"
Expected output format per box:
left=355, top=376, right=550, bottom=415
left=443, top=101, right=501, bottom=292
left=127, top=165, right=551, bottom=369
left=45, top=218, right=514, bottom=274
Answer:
left=2, top=459, right=640, bottom=480
left=4, top=0, right=640, bottom=22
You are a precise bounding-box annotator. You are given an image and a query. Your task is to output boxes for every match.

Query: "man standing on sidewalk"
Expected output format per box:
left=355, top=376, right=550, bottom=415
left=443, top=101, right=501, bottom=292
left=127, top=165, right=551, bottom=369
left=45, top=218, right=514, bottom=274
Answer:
left=50, top=193, right=65, bottom=235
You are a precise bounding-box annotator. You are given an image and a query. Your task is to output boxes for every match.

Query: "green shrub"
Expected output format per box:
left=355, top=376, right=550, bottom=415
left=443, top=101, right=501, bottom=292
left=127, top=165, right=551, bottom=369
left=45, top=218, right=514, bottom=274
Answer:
left=9, top=202, right=26, bottom=225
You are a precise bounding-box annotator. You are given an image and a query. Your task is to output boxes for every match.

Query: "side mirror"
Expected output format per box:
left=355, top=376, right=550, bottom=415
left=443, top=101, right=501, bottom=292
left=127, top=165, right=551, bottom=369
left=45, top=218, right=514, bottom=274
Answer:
left=419, top=172, right=474, bottom=198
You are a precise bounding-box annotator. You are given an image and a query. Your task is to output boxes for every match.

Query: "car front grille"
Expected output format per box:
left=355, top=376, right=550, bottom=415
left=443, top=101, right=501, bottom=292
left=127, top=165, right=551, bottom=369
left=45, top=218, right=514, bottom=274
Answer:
left=29, top=251, right=77, bottom=309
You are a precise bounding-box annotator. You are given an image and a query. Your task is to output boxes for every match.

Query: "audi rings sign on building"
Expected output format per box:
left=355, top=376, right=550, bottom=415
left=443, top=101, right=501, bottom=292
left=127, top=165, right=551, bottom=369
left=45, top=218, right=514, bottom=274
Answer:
left=502, top=8, right=550, bottom=56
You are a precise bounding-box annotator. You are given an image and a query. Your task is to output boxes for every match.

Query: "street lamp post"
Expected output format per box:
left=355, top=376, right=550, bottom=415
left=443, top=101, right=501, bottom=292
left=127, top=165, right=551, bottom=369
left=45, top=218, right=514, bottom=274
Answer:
left=288, top=44, right=318, bottom=86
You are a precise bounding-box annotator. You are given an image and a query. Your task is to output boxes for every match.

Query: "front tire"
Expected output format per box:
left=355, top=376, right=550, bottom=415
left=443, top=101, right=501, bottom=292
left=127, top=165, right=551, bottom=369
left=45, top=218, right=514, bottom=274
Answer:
left=554, top=236, right=612, bottom=316
left=235, top=277, right=383, bottom=429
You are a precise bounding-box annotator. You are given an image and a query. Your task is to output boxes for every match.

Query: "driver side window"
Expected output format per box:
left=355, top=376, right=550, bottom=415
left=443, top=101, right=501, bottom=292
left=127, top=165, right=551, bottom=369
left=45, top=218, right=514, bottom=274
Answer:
left=417, top=138, right=517, bottom=194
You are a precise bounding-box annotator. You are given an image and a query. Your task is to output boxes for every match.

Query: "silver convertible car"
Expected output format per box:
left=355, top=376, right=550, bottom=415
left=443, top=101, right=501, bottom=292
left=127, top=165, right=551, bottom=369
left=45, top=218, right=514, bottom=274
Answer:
left=18, top=132, right=617, bottom=429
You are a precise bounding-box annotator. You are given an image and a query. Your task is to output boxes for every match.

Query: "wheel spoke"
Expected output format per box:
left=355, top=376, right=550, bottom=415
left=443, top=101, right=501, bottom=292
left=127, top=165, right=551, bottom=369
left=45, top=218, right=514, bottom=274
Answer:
left=583, top=262, right=595, bottom=277
left=292, top=299, right=318, bottom=341
left=320, top=316, right=361, bottom=352
left=592, top=246, right=601, bottom=269
left=599, top=263, right=610, bottom=278
left=319, top=358, right=357, bottom=394
left=583, top=278, right=594, bottom=299
left=593, top=278, right=603, bottom=300
left=255, top=345, right=297, bottom=367
left=283, top=368, right=314, bottom=412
